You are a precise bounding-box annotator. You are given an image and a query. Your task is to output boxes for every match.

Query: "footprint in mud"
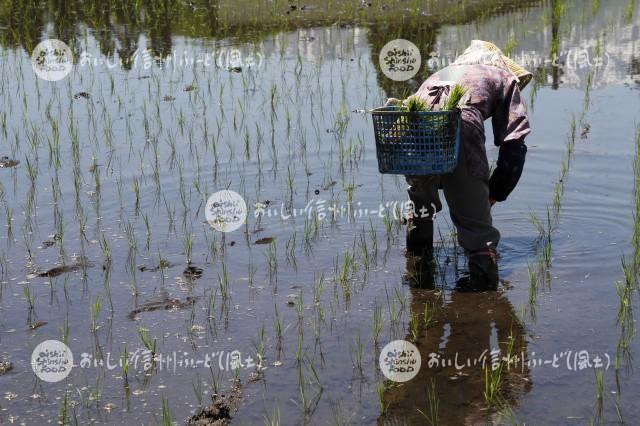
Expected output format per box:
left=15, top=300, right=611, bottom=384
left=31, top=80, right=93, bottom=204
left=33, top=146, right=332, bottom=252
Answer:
left=0, top=156, right=19, bottom=168
left=127, top=290, right=196, bottom=320
left=31, top=257, right=94, bottom=278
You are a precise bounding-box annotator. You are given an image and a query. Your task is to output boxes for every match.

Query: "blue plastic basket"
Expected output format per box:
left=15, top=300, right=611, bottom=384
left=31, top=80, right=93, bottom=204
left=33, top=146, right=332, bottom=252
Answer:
left=371, top=106, right=461, bottom=175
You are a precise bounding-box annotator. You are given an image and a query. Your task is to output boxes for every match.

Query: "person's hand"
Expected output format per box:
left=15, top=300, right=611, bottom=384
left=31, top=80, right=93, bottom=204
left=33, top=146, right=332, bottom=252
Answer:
left=384, top=97, right=403, bottom=107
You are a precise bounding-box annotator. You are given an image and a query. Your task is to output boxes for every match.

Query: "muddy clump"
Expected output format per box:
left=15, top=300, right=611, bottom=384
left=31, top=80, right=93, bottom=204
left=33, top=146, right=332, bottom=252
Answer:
left=254, top=237, right=274, bottom=245
left=138, top=259, right=174, bottom=272
left=73, top=91, right=90, bottom=99
left=32, top=256, right=93, bottom=278
left=29, top=320, right=48, bottom=330
left=0, top=360, right=13, bottom=375
left=183, top=265, right=203, bottom=279
left=128, top=291, right=196, bottom=320
left=186, top=388, right=241, bottom=426
left=0, top=156, right=19, bottom=168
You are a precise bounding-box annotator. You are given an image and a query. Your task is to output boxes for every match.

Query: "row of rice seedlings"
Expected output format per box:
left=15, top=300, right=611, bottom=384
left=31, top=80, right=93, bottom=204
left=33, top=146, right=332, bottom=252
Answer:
left=483, top=329, right=517, bottom=409
left=525, top=43, right=597, bottom=316
left=633, top=125, right=640, bottom=273
left=614, top=256, right=636, bottom=371
left=417, top=379, right=439, bottom=425
left=5, top=21, right=397, bottom=424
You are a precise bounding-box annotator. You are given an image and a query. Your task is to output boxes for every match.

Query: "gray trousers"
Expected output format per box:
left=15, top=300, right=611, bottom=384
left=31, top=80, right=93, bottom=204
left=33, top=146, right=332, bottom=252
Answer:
left=405, top=146, right=500, bottom=254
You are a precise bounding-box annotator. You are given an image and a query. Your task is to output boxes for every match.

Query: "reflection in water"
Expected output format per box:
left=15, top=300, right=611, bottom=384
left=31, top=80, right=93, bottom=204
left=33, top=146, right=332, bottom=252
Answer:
left=380, top=259, right=531, bottom=424
left=2, top=0, right=637, bottom=91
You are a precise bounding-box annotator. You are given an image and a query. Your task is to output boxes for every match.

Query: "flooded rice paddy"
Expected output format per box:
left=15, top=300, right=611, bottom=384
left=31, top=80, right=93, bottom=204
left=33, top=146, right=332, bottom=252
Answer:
left=1, top=0, right=640, bottom=424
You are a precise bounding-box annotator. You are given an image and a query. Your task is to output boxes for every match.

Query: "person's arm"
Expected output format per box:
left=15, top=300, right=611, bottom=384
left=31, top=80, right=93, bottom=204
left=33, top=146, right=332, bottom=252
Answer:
left=489, top=139, right=527, bottom=204
left=490, top=76, right=531, bottom=204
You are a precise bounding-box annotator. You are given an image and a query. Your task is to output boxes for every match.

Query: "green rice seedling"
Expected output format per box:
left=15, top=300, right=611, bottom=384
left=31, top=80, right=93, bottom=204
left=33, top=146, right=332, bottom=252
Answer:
left=484, top=359, right=504, bottom=408
left=254, top=324, right=266, bottom=364
left=266, top=240, right=278, bottom=282
left=184, top=232, right=194, bottom=265
left=368, top=219, right=379, bottom=265
left=613, top=394, right=625, bottom=423
left=23, top=284, right=36, bottom=326
left=218, top=262, right=230, bottom=301
left=543, top=208, right=553, bottom=267
left=99, top=232, right=112, bottom=265
left=417, top=379, right=439, bottom=426
left=299, top=357, right=323, bottom=418
left=132, top=177, right=140, bottom=211
left=232, top=364, right=241, bottom=383
left=161, top=396, right=172, bottom=426
left=596, top=369, right=604, bottom=401
left=262, top=404, right=281, bottom=426
left=409, top=311, right=419, bottom=342
left=124, top=221, right=137, bottom=252
left=285, top=232, right=297, bottom=266
left=376, top=382, right=389, bottom=416
left=372, top=301, right=383, bottom=344
left=121, top=345, right=130, bottom=387
left=351, top=329, right=365, bottom=375
left=625, top=0, right=634, bottom=21
left=358, top=226, right=370, bottom=270
left=404, top=96, right=431, bottom=112
left=614, top=257, right=636, bottom=369
left=633, top=125, right=640, bottom=271
left=504, top=34, right=519, bottom=56
left=423, top=301, right=435, bottom=329
left=273, top=304, right=284, bottom=341
left=339, top=250, right=354, bottom=286
left=60, top=315, right=70, bottom=346
left=59, top=391, right=70, bottom=426
left=295, top=324, right=304, bottom=364
left=248, top=264, right=257, bottom=287
left=296, top=291, right=304, bottom=322
left=142, top=213, right=152, bottom=251
left=442, top=85, right=468, bottom=111
left=527, top=263, right=539, bottom=318
left=4, top=206, right=13, bottom=240
left=0, top=252, right=7, bottom=282
left=330, top=398, right=351, bottom=426
left=137, top=327, right=156, bottom=355
left=90, top=296, right=101, bottom=333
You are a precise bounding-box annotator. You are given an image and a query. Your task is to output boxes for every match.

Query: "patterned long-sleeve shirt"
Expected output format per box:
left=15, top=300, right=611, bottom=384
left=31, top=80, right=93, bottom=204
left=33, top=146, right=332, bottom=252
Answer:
left=412, top=64, right=531, bottom=179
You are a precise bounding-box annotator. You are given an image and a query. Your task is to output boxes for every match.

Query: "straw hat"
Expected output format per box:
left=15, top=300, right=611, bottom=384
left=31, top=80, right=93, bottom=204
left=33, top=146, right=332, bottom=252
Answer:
left=481, top=41, right=533, bottom=91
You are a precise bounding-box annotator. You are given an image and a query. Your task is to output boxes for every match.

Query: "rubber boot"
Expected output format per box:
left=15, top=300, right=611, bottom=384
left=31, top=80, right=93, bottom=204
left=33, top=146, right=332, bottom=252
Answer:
left=456, top=250, right=499, bottom=292
left=404, top=253, right=436, bottom=289
left=405, top=217, right=434, bottom=258
left=469, top=250, right=499, bottom=291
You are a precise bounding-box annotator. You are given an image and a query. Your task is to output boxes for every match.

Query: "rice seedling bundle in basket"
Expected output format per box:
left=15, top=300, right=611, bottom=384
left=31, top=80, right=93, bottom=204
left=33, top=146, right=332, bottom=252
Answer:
left=371, top=85, right=466, bottom=175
